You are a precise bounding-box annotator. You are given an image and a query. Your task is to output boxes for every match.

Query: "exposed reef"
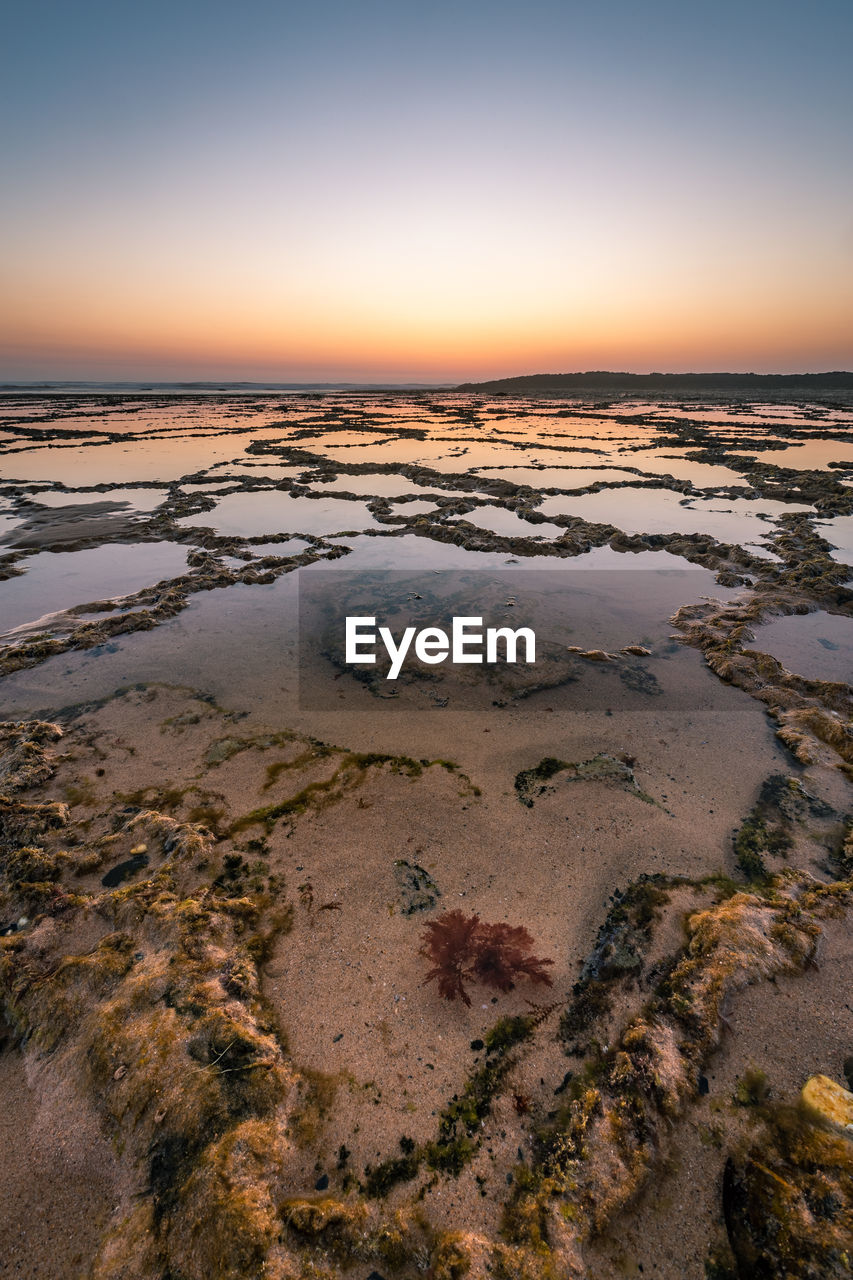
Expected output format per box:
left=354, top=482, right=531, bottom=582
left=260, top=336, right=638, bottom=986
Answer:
left=672, top=516, right=852, bottom=775
left=1, top=390, right=851, bottom=1279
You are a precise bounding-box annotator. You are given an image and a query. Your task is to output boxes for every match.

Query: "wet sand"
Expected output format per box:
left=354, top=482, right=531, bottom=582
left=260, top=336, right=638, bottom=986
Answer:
left=0, top=1049, right=126, bottom=1278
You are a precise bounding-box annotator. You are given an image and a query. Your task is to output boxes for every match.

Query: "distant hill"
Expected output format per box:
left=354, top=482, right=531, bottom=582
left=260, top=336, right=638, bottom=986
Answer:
left=456, top=371, right=853, bottom=394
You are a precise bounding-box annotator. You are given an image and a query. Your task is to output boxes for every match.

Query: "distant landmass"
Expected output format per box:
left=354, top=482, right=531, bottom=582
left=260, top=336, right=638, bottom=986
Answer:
left=456, top=371, right=853, bottom=393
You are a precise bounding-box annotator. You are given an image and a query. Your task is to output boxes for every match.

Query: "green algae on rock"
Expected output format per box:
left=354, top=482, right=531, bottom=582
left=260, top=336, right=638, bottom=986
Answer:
left=514, top=752, right=659, bottom=809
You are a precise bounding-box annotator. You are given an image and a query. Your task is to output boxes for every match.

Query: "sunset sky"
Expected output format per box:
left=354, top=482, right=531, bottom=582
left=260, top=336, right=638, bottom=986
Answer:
left=2, top=0, right=852, bottom=383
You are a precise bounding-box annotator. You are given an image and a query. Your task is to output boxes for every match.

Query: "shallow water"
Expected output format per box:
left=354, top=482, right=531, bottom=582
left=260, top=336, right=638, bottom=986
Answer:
left=28, top=487, right=169, bottom=512
left=615, top=451, right=751, bottom=487
left=0, top=541, right=189, bottom=636
left=1, top=390, right=851, bottom=695
left=817, top=515, right=853, bottom=564
left=242, top=537, right=314, bottom=557
left=750, top=611, right=853, bottom=682
left=308, top=473, right=451, bottom=499
left=538, top=487, right=811, bottom=541
left=732, top=441, right=853, bottom=470
left=0, top=428, right=288, bottom=485
left=472, top=465, right=651, bottom=488
left=448, top=504, right=568, bottom=540
left=176, top=491, right=381, bottom=538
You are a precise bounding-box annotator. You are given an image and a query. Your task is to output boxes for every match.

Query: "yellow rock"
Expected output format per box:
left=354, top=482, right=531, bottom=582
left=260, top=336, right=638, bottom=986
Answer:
left=801, top=1075, right=853, bottom=1138
left=129, top=843, right=147, bottom=855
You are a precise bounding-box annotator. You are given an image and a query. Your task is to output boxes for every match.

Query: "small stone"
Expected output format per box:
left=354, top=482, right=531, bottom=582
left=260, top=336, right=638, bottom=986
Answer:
left=801, top=1074, right=853, bottom=1137
left=698, top=1075, right=710, bottom=1096
left=129, top=843, right=147, bottom=855
left=393, top=859, right=440, bottom=915
left=154, top=1107, right=167, bottom=1123
left=113, top=1064, right=127, bottom=1081
left=314, top=1173, right=329, bottom=1190
left=470, top=1039, right=484, bottom=1051
left=844, top=1056, right=853, bottom=1092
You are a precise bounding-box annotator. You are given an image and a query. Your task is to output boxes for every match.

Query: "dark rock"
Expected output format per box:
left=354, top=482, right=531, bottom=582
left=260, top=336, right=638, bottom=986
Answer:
left=393, top=859, right=440, bottom=915
left=101, top=850, right=149, bottom=887
left=844, top=1056, right=853, bottom=1092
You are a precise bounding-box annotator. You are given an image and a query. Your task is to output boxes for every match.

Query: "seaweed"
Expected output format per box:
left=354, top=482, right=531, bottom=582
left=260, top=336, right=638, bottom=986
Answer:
left=363, top=1010, right=543, bottom=1196
left=732, top=775, right=832, bottom=883
left=419, top=910, right=553, bottom=1007
left=230, top=750, right=472, bottom=834
left=559, top=875, right=671, bottom=1047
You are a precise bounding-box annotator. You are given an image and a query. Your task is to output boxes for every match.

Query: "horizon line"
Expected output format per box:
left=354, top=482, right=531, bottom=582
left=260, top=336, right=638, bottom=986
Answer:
left=3, top=368, right=853, bottom=393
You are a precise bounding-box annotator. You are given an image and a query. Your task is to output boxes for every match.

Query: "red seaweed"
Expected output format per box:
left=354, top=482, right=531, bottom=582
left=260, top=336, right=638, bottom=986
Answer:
left=419, top=909, right=553, bottom=1007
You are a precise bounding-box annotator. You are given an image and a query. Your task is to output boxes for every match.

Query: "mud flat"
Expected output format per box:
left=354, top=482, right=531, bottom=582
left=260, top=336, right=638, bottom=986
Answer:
left=0, top=391, right=851, bottom=1280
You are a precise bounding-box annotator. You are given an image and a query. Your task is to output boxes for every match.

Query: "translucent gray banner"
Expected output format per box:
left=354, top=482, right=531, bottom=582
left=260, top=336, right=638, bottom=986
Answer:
left=297, top=567, right=730, bottom=715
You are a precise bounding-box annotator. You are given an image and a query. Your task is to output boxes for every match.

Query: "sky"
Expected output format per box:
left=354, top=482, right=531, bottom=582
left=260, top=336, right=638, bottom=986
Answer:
left=1, top=0, right=852, bottom=383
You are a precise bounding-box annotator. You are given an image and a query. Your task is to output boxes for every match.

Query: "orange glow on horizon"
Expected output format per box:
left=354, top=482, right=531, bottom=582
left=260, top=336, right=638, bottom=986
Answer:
left=3, top=163, right=852, bottom=381
left=4, top=285, right=851, bottom=383
left=4, top=159, right=852, bottom=381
